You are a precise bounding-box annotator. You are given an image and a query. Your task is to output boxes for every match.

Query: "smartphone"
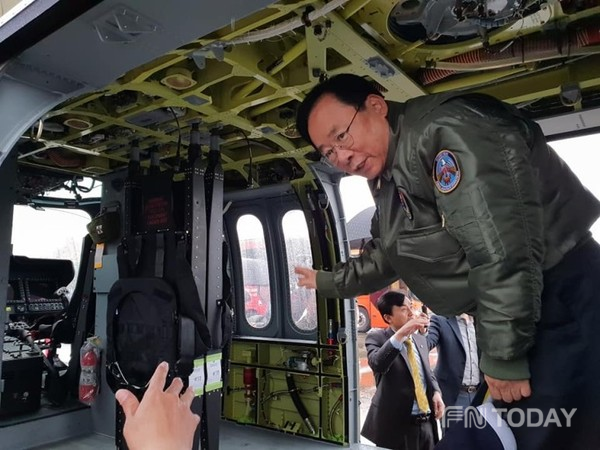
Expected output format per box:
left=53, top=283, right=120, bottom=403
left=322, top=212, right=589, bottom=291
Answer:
left=419, top=304, right=429, bottom=334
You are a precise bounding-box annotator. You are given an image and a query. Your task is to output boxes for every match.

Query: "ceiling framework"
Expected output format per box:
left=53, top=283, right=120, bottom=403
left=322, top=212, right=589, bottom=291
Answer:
left=13, top=0, right=600, bottom=195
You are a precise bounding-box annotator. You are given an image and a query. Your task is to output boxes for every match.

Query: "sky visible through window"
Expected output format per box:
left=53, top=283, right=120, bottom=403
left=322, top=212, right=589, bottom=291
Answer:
left=11, top=182, right=101, bottom=294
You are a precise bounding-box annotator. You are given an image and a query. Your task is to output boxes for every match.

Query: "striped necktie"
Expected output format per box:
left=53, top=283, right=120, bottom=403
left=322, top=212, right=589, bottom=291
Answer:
left=405, top=337, right=430, bottom=413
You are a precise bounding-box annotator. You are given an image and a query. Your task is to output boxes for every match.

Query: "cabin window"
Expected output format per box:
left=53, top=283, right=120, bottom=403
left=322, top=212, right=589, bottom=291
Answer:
left=237, top=214, right=272, bottom=329
left=282, top=209, right=317, bottom=331
left=11, top=205, right=91, bottom=296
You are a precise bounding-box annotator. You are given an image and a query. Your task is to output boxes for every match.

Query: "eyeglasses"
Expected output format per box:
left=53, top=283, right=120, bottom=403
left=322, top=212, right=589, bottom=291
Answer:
left=321, top=106, right=360, bottom=165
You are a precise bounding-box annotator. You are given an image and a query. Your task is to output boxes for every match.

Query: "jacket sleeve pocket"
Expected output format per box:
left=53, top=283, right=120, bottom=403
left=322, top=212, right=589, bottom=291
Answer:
left=441, top=186, right=505, bottom=268
left=396, top=225, right=463, bottom=263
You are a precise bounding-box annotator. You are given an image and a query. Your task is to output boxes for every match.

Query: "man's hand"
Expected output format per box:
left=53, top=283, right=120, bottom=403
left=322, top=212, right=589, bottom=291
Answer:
left=432, top=391, right=445, bottom=420
left=395, top=316, right=430, bottom=341
left=485, top=374, right=531, bottom=403
left=116, top=361, right=200, bottom=450
left=295, top=266, right=317, bottom=289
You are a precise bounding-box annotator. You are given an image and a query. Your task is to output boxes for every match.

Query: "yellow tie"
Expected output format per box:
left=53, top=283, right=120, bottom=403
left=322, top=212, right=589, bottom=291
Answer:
left=405, top=337, right=430, bottom=413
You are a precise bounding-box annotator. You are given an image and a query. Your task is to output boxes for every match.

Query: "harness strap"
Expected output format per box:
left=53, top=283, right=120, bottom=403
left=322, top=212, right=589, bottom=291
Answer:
left=66, top=237, right=96, bottom=389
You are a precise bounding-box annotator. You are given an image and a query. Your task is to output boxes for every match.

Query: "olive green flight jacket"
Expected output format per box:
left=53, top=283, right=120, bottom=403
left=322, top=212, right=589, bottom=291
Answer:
left=317, top=93, right=600, bottom=380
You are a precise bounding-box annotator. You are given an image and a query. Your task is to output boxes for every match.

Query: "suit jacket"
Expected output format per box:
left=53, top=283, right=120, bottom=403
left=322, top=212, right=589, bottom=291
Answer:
left=361, top=327, right=440, bottom=449
left=426, top=315, right=481, bottom=407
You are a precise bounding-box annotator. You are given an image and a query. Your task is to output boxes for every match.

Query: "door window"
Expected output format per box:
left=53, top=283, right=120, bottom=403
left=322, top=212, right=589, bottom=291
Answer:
left=282, top=210, right=316, bottom=331
left=237, top=214, right=272, bottom=329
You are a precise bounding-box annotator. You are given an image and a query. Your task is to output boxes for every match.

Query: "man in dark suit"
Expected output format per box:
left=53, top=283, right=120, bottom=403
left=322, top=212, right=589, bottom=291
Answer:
left=426, top=314, right=481, bottom=433
left=426, top=314, right=520, bottom=449
left=361, top=291, right=444, bottom=450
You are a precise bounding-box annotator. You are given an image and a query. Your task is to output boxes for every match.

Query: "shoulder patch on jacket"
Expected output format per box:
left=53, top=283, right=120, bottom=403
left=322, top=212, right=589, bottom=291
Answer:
left=433, top=150, right=461, bottom=193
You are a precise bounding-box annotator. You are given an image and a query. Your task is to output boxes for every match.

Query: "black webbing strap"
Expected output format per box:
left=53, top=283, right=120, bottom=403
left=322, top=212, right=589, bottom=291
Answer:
left=171, top=236, right=211, bottom=354
left=123, top=159, right=141, bottom=237
left=204, top=142, right=224, bottom=349
left=187, top=152, right=209, bottom=450
left=116, top=402, right=128, bottom=450
left=116, top=389, right=144, bottom=450
left=154, top=233, right=165, bottom=278
left=220, top=241, right=233, bottom=389
left=220, top=240, right=233, bottom=346
left=163, top=233, right=210, bottom=376
left=177, top=316, right=195, bottom=380
left=137, top=233, right=158, bottom=278
left=191, top=158, right=209, bottom=450
left=306, top=186, right=333, bottom=270
left=305, top=187, right=340, bottom=328
left=66, top=237, right=96, bottom=389
left=114, top=154, right=140, bottom=450
left=188, top=157, right=208, bottom=314
left=116, top=236, right=142, bottom=279
left=199, top=138, right=224, bottom=450
left=184, top=128, right=212, bottom=354
left=116, top=245, right=128, bottom=279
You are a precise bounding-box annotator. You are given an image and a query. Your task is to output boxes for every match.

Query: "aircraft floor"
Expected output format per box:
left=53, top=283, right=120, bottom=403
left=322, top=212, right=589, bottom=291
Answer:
left=31, top=419, right=380, bottom=450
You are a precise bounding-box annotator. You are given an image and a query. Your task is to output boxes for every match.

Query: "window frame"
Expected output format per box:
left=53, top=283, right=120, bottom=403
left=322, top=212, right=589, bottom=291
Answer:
left=280, top=208, right=317, bottom=335
left=225, top=193, right=317, bottom=341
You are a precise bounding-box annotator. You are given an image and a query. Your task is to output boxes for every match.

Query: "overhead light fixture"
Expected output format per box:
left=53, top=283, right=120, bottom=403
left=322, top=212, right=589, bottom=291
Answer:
left=161, top=68, right=197, bottom=90
left=63, top=117, right=93, bottom=130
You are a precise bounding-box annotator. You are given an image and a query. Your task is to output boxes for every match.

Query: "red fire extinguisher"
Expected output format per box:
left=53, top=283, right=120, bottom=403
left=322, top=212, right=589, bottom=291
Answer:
left=79, top=336, right=101, bottom=405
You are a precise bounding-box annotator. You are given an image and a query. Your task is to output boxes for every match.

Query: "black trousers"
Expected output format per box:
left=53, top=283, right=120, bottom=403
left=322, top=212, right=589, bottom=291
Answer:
left=397, top=421, right=435, bottom=450
left=504, top=237, right=600, bottom=450
left=435, top=238, right=600, bottom=450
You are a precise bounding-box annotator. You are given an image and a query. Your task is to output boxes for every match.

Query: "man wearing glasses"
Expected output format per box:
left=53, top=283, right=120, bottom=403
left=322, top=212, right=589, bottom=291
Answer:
left=294, top=74, right=600, bottom=450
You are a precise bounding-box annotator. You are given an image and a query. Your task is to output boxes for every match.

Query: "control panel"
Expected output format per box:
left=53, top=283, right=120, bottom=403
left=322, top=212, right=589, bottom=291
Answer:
left=6, top=256, right=74, bottom=319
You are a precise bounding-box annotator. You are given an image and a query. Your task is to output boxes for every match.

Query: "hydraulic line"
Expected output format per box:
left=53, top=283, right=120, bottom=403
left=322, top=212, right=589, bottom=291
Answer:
left=285, top=373, right=316, bottom=435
